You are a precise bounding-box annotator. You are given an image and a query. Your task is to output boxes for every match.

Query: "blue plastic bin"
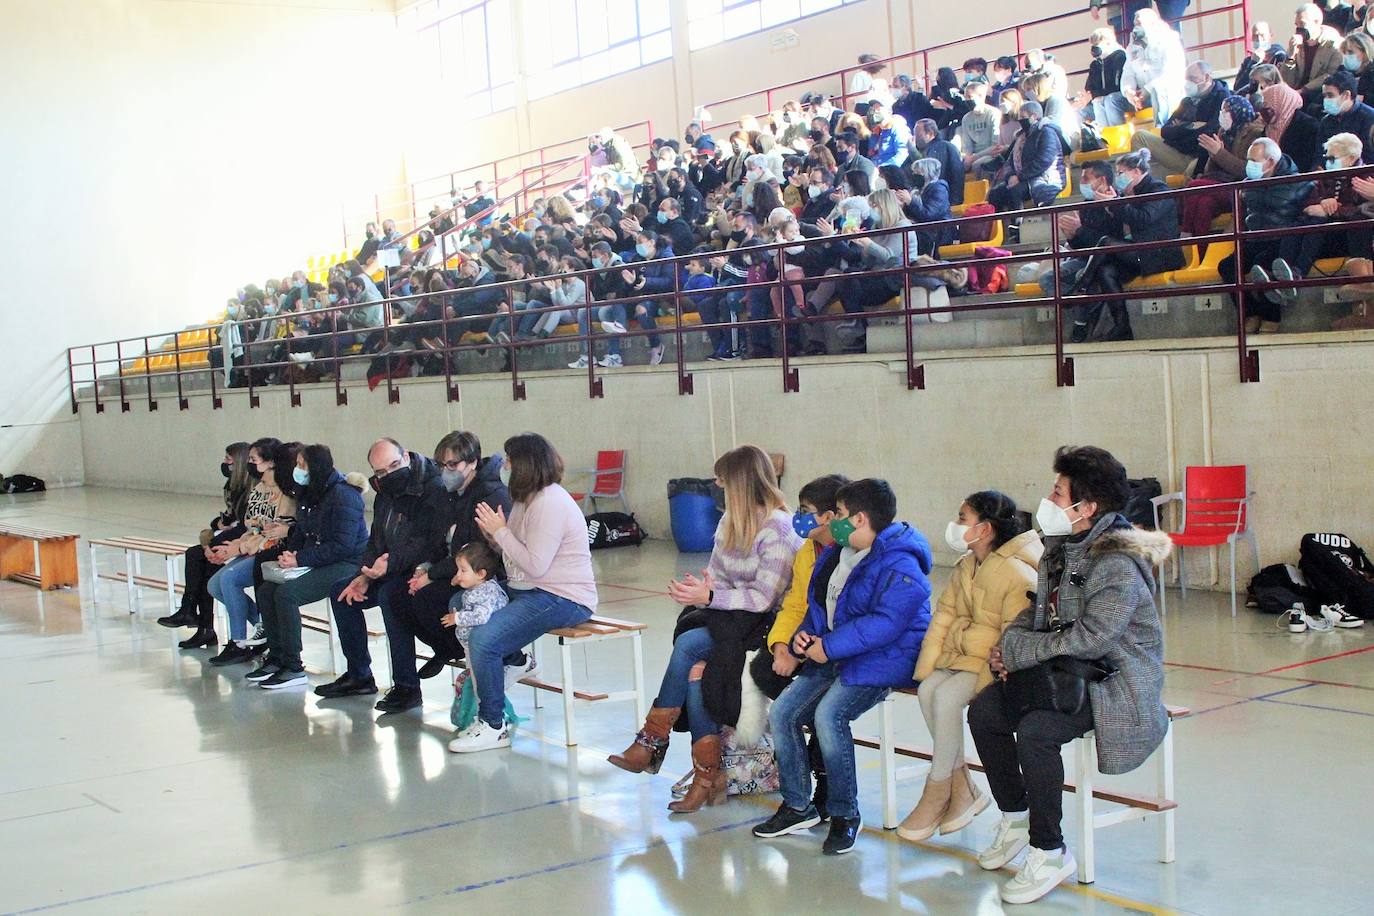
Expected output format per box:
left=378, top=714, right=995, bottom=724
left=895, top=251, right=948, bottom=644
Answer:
left=668, top=478, right=722, bottom=553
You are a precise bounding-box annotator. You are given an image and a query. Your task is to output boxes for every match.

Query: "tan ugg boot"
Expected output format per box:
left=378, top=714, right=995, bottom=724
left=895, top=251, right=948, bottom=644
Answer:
left=895, top=776, right=951, bottom=842
left=940, top=764, right=992, bottom=834
left=607, top=706, right=680, bottom=774
left=667, top=735, right=726, bottom=812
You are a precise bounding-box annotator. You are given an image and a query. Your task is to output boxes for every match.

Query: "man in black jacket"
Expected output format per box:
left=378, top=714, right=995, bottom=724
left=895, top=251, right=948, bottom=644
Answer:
left=1316, top=70, right=1374, bottom=152
left=1131, top=61, right=1230, bottom=175
left=381, top=431, right=519, bottom=685
left=910, top=119, right=965, bottom=205
left=654, top=197, right=697, bottom=255
left=317, top=439, right=450, bottom=711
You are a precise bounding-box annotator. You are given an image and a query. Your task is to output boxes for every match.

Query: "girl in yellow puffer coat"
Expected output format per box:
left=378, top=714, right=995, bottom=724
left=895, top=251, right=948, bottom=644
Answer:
left=896, top=491, right=1043, bottom=843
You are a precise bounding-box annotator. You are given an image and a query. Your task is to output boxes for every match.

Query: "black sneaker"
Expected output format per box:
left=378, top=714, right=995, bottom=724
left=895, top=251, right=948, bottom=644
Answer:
left=208, top=642, right=254, bottom=666
left=314, top=672, right=379, bottom=698
left=1069, top=322, right=1090, bottom=344
left=374, top=686, right=424, bottom=713
left=811, top=774, right=830, bottom=824
left=245, top=662, right=281, bottom=682
left=259, top=668, right=308, bottom=690
left=822, top=815, right=862, bottom=855
left=752, top=803, right=822, bottom=838
left=417, top=656, right=449, bottom=679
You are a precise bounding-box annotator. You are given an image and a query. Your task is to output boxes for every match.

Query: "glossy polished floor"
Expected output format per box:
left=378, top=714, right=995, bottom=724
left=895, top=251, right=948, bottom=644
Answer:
left=3, top=487, right=1372, bottom=915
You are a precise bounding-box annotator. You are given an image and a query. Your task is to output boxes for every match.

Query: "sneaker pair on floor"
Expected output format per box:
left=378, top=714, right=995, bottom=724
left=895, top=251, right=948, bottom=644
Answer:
left=1284, top=603, right=1364, bottom=632
left=752, top=804, right=861, bottom=855
left=568, top=354, right=624, bottom=369
left=244, top=662, right=306, bottom=690
left=1248, top=259, right=1302, bottom=306
left=979, top=814, right=1078, bottom=904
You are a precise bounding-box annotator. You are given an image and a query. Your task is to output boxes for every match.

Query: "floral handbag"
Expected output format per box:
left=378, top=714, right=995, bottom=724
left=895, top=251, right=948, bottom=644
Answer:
left=670, top=726, right=780, bottom=798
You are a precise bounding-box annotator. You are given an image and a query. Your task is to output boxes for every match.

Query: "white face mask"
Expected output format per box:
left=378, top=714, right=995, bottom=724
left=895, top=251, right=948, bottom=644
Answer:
left=944, top=521, right=975, bottom=553
left=1036, top=498, right=1082, bottom=537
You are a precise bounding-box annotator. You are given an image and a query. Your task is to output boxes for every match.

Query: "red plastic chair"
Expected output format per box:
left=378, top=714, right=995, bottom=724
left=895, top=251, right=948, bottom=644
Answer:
left=568, top=450, right=630, bottom=515
left=1151, top=465, right=1258, bottom=617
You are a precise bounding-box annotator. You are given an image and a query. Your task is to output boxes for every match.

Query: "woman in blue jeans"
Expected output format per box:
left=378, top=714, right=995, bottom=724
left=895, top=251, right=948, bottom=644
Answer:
left=753, top=479, right=932, bottom=855
left=448, top=433, right=599, bottom=754
left=206, top=439, right=299, bottom=666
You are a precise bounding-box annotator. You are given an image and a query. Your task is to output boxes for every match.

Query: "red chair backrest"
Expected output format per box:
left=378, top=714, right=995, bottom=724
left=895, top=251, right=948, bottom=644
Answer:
left=1182, top=465, right=1248, bottom=536
left=593, top=450, right=625, bottom=496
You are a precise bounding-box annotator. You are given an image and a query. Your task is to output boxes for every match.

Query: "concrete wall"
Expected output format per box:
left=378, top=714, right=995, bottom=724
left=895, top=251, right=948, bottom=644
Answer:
left=76, top=336, right=1374, bottom=589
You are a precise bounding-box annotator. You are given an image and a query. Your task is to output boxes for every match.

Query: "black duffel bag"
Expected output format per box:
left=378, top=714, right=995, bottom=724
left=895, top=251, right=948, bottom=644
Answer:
left=586, top=511, right=645, bottom=550
left=1000, top=655, right=1117, bottom=723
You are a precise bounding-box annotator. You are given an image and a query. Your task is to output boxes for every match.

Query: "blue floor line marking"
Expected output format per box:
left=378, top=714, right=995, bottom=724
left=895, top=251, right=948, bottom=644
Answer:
left=401, top=815, right=761, bottom=904
left=1186, top=682, right=1316, bottom=717
left=4, top=794, right=581, bottom=915
left=1259, top=697, right=1374, bottom=719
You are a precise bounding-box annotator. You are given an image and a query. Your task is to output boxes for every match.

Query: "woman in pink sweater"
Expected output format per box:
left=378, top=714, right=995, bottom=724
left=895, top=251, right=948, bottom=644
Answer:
left=447, top=433, right=598, bottom=754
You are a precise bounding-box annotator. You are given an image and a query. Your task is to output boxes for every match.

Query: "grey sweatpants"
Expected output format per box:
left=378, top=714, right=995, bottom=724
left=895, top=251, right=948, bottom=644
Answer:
left=916, top=668, right=981, bottom=779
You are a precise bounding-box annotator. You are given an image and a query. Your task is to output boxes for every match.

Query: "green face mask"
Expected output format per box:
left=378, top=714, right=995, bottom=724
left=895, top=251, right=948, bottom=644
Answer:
left=828, top=515, right=857, bottom=548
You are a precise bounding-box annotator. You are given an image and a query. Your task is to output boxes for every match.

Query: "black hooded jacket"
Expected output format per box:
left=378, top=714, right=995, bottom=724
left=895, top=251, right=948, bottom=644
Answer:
left=361, top=451, right=450, bottom=581
left=429, top=455, right=514, bottom=583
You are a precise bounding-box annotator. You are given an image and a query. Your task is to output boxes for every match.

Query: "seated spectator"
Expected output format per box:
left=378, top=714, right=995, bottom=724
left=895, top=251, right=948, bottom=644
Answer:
left=987, top=101, right=1067, bottom=211
left=1021, top=48, right=1068, bottom=98
left=752, top=478, right=931, bottom=856
left=1112, top=9, right=1187, bottom=126
left=1270, top=132, right=1371, bottom=304
left=1131, top=61, right=1231, bottom=177
left=864, top=100, right=911, bottom=167
left=833, top=129, right=878, bottom=190
left=891, top=75, right=929, bottom=133
left=1282, top=4, right=1342, bottom=107
left=622, top=229, right=677, bottom=365
left=802, top=89, right=845, bottom=134
left=989, top=55, right=1021, bottom=105
left=1340, top=31, right=1374, bottom=105
left=1235, top=21, right=1274, bottom=95
left=969, top=446, right=1168, bottom=906
left=757, top=131, right=786, bottom=177
left=1037, top=160, right=1119, bottom=300
left=666, top=167, right=704, bottom=223
left=927, top=67, right=968, bottom=130
left=833, top=190, right=920, bottom=351
left=1180, top=95, right=1264, bottom=240
left=379, top=219, right=403, bottom=249
left=958, top=81, right=1003, bottom=172
left=463, top=180, right=496, bottom=225
left=654, top=196, right=696, bottom=255
left=750, top=173, right=787, bottom=225
left=590, top=126, right=643, bottom=190
left=451, top=255, right=506, bottom=337
left=695, top=247, right=749, bottom=360
left=973, top=88, right=1025, bottom=180
left=897, top=158, right=954, bottom=252
left=898, top=491, right=1040, bottom=842
left=568, top=241, right=631, bottom=369
left=1217, top=137, right=1316, bottom=333
left=1077, top=28, right=1128, bottom=125
left=1316, top=71, right=1374, bottom=152
left=1023, top=69, right=1081, bottom=151
left=909, top=119, right=965, bottom=204
left=1253, top=68, right=1320, bottom=170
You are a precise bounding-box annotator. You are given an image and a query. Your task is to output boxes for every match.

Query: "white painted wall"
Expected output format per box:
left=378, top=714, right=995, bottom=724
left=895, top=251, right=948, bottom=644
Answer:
left=76, top=337, right=1374, bottom=589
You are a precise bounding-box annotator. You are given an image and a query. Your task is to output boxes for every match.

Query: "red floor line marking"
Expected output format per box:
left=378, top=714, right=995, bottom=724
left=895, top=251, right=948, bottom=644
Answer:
left=1165, top=660, right=1374, bottom=692
left=1253, top=643, right=1374, bottom=675
left=597, top=583, right=669, bottom=597
left=597, top=594, right=660, bottom=605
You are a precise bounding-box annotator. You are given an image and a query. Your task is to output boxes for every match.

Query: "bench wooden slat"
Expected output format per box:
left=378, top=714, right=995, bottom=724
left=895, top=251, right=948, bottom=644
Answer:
left=89, top=537, right=191, bottom=555
left=519, top=677, right=609, bottom=702
left=587, top=614, right=649, bottom=632
left=9, top=572, right=42, bottom=588
left=300, top=613, right=384, bottom=638
left=0, top=528, right=78, bottom=541
left=549, top=622, right=621, bottom=638
left=100, top=571, right=185, bottom=593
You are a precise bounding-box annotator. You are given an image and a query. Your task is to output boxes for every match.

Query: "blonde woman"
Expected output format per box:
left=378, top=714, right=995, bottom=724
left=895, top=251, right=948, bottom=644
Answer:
left=609, top=446, right=801, bottom=812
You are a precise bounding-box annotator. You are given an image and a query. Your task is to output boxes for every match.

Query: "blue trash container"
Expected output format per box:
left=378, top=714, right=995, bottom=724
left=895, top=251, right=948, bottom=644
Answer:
left=668, top=478, right=723, bottom=553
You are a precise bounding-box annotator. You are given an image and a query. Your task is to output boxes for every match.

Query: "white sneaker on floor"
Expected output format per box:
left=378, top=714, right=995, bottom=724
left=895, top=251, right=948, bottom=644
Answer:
left=568, top=355, right=589, bottom=369
left=448, top=718, right=512, bottom=753
left=648, top=345, right=664, bottom=365
left=504, top=655, right=541, bottom=690
left=241, top=624, right=267, bottom=647
left=999, top=845, right=1077, bottom=904
left=978, top=813, right=1030, bottom=870
left=1320, top=603, right=1364, bottom=628
left=601, top=320, right=627, bottom=334
left=597, top=354, right=623, bottom=368
left=1284, top=607, right=1309, bottom=633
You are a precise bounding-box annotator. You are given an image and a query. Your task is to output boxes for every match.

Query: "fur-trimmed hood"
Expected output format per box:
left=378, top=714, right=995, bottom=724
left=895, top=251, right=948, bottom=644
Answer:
left=1089, top=525, right=1172, bottom=567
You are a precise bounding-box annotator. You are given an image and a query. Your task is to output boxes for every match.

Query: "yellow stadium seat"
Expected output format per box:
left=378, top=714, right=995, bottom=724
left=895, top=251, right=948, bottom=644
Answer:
left=1165, top=174, right=1187, bottom=189
left=1057, top=168, right=1073, bottom=199
left=654, top=313, right=703, bottom=328
left=553, top=324, right=579, bottom=337
left=939, top=218, right=1005, bottom=259
left=125, top=358, right=148, bottom=374
left=370, top=269, right=385, bottom=283
left=1134, top=108, right=1155, bottom=124
left=1074, top=123, right=1135, bottom=163
left=1174, top=241, right=1234, bottom=285
left=178, top=351, right=210, bottom=369
left=306, top=256, right=319, bottom=270
left=1015, top=281, right=1041, bottom=297
left=1315, top=257, right=1348, bottom=274
left=950, top=179, right=991, bottom=216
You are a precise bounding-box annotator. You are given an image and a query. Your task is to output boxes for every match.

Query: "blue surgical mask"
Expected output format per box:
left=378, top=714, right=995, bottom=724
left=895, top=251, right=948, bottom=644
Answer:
left=792, top=510, right=819, bottom=539
left=1326, top=157, right=1342, bottom=170
left=1245, top=160, right=1266, bottom=180
left=1114, top=172, right=1132, bottom=192
left=590, top=195, right=607, bottom=208
left=592, top=256, right=605, bottom=268
left=635, top=242, right=651, bottom=258
left=1323, top=96, right=1344, bottom=116
left=1345, top=53, right=1362, bottom=72
left=328, top=293, right=339, bottom=304
left=656, top=211, right=670, bottom=224
left=1080, top=184, right=1096, bottom=200
left=292, top=467, right=310, bottom=486
left=482, top=238, right=492, bottom=249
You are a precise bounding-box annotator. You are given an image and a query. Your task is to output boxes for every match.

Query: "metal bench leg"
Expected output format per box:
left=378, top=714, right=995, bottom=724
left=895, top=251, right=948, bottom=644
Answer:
left=560, top=638, right=577, bottom=747
left=881, top=694, right=898, bottom=829
left=326, top=604, right=340, bottom=675
left=1075, top=735, right=1096, bottom=884
left=531, top=641, right=544, bottom=709
left=630, top=631, right=646, bottom=725
left=132, top=551, right=144, bottom=611
left=87, top=542, right=99, bottom=602
left=124, top=549, right=136, bottom=613
left=1158, top=724, right=1176, bottom=864
left=164, top=554, right=178, bottom=617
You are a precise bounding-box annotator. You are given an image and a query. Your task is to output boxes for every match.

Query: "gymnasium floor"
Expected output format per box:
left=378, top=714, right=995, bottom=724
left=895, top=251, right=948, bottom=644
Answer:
left=2, top=487, right=1371, bottom=915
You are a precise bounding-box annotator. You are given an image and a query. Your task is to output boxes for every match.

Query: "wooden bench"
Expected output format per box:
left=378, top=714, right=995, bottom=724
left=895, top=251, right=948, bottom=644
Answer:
left=432, top=613, right=647, bottom=747
left=88, top=536, right=192, bottom=615
left=858, top=690, right=1189, bottom=885
left=0, top=525, right=79, bottom=590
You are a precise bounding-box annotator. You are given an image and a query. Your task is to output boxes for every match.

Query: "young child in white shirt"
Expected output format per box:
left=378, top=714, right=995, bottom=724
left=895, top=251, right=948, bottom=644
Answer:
left=442, top=540, right=509, bottom=658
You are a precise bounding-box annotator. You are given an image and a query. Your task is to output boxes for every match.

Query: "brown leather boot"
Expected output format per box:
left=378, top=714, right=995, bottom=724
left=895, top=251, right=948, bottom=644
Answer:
left=940, top=764, right=991, bottom=835
left=895, top=776, right=950, bottom=842
left=667, top=735, right=726, bottom=812
left=607, top=706, right=680, bottom=774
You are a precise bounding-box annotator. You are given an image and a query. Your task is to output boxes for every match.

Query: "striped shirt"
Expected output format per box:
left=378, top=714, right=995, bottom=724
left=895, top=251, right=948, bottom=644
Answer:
left=705, top=509, right=803, bottom=613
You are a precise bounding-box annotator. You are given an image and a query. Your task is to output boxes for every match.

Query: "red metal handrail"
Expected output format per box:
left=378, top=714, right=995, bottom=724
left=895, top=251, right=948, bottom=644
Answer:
left=69, top=159, right=1374, bottom=412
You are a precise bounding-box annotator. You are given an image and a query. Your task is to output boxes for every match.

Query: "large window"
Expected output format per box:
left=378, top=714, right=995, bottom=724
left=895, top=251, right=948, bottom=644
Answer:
left=687, top=0, right=866, bottom=51
left=403, top=0, right=516, bottom=117
left=522, top=0, right=673, bottom=100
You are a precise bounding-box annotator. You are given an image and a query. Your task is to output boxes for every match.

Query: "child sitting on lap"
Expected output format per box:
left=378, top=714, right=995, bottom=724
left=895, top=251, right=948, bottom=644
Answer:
left=442, top=541, right=509, bottom=659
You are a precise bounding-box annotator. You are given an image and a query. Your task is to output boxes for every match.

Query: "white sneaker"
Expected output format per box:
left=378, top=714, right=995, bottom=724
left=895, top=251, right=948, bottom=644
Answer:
left=495, top=330, right=512, bottom=345
left=504, top=655, right=540, bottom=690
left=448, top=717, right=511, bottom=753
left=648, top=345, right=664, bottom=365
left=568, top=355, right=589, bottom=369
left=978, top=813, right=1031, bottom=870
left=241, top=624, right=267, bottom=647
left=1320, top=603, right=1364, bottom=628
left=999, top=845, right=1077, bottom=905
left=597, top=354, right=623, bottom=368
left=601, top=320, right=627, bottom=334
left=1285, top=607, right=1308, bottom=633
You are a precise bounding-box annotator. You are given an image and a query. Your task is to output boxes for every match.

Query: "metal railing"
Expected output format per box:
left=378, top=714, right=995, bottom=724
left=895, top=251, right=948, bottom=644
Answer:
left=68, top=161, right=1374, bottom=415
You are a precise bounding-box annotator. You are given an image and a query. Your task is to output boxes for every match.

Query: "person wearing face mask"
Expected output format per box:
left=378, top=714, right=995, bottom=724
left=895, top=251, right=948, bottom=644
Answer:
left=723, top=130, right=755, bottom=191
left=1112, top=9, right=1186, bottom=127
left=832, top=130, right=878, bottom=195
left=907, top=119, right=965, bottom=205
left=958, top=82, right=1003, bottom=172
left=896, top=492, right=1042, bottom=844
left=1340, top=31, right=1374, bottom=104
left=753, top=478, right=931, bottom=856
left=862, top=100, right=911, bottom=168
left=1281, top=5, right=1343, bottom=108
left=622, top=229, right=675, bottom=365
left=570, top=240, right=633, bottom=369
left=969, top=446, right=1169, bottom=905
left=1216, top=137, right=1316, bottom=332
left=987, top=102, right=1067, bottom=212
left=1078, top=28, right=1129, bottom=126
left=1130, top=60, right=1232, bottom=176
left=666, top=167, right=704, bottom=224
left=1316, top=70, right=1374, bottom=153
left=1250, top=69, right=1319, bottom=170
left=1038, top=161, right=1122, bottom=311
left=896, top=157, right=954, bottom=252
left=1181, top=95, right=1264, bottom=240
left=1235, top=21, right=1274, bottom=95
left=382, top=431, right=517, bottom=684
left=689, top=138, right=726, bottom=196
left=317, top=439, right=449, bottom=711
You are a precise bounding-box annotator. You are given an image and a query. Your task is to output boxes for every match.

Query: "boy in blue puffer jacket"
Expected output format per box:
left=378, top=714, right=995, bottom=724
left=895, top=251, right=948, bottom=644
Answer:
left=753, top=479, right=932, bottom=855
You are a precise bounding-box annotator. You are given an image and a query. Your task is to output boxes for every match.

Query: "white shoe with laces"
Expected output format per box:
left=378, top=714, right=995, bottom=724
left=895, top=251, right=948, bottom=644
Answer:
left=504, top=655, right=541, bottom=690
left=568, top=355, right=589, bottom=369
left=241, top=623, right=267, bottom=647
left=597, top=354, right=623, bottom=368
left=1320, top=603, right=1364, bottom=628
left=447, top=717, right=512, bottom=753
left=648, top=345, right=664, bottom=365
left=1000, top=845, right=1077, bottom=904
left=1284, top=607, right=1308, bottom=633
left=977, top=813, right=1030, bottom=870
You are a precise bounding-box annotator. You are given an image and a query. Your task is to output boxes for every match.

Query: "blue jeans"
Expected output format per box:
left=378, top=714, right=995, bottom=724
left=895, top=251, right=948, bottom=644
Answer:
left=206, top=555, right=259, bottom=641
left=469, top=587, right=592, bottom=727
left=769, top=662, right=889, bottom=819
left=632, top=299, right=661, bottom=348
left=654, top=626, right=719, bottom=742
left=328, top=575, right=407, bottom=683
left=580, top=303, right=625, bottom=356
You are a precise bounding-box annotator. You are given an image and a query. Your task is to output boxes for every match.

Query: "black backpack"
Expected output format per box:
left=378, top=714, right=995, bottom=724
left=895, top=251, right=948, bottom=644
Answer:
left=1, top=474, right=46, bottom=494
left=1246, top=563, right=1318, bottom=614
left=1299, top=533, right=1374, bottom=619
left=586, top=512, right=645, bottom=550
left=1121, top=477, right=1163, bottom=529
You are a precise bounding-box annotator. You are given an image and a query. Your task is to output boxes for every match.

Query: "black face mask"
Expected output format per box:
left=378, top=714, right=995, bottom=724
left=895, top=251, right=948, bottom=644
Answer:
left=221, top=462, right=232, bottom=479
left=1091, top=45, right=1102, bottom=59
left=376, top=467, right=411, bottom=496
left=248, top=465, right=263, bottom=480
left=1019, top=118, right=1033, bottom=131
left=835, top=148, right=852, bottom=163
left=912, top=174, right=926, bottom=190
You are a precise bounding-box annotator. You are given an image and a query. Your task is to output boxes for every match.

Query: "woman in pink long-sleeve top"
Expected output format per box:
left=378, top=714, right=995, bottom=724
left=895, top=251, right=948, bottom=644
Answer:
left=609, top=445, right=802, bottom=812
left=448, top=433, right=598, bottom=754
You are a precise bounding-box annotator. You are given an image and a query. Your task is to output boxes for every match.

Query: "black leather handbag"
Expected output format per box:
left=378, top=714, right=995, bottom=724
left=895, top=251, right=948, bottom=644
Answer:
left=1000, top=655, right=1117, bottom=723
